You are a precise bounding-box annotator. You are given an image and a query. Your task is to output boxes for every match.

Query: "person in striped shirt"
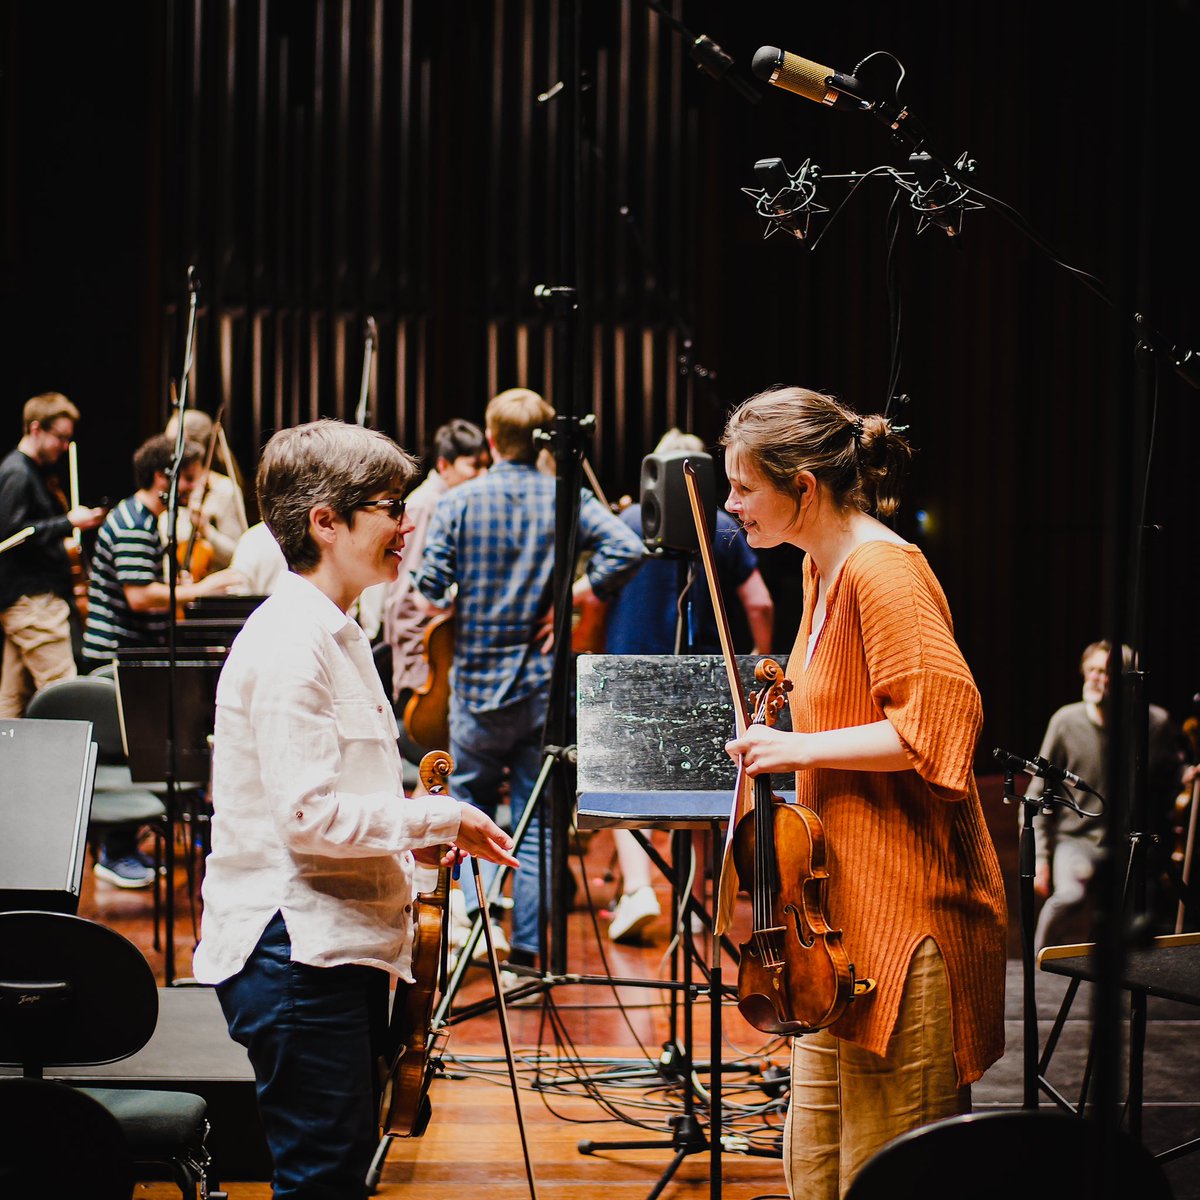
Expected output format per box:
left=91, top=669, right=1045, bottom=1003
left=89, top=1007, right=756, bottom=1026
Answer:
left=82, top=431, right=241, bottom=886
left=82, top=433, right=241, bottom=666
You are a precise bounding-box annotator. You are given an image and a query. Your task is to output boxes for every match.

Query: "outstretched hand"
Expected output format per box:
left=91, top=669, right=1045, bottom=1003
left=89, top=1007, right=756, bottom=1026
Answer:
left=450, top=802, right=520, bottom=869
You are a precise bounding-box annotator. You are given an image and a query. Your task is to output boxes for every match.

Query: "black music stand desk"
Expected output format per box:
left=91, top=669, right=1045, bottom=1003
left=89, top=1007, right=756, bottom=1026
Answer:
left=113, top=648, right=223, bottom=787
left=1037, top=931, right=1200, bottom=1163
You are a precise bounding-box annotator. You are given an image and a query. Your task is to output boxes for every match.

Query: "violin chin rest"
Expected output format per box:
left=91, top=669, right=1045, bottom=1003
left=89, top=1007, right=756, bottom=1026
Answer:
left=737, top=992, right=820, bottom=1038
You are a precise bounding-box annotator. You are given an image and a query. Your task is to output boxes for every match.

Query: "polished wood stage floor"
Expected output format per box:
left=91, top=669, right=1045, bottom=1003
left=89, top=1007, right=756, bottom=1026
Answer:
left=74, top=777, right=1200, bottom=1199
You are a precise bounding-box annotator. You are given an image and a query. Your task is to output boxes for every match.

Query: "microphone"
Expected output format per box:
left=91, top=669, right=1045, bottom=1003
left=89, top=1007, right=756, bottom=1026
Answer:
left=992, top=748, right=1101, bottom=798
left=907, top=150, right=982, bottom=238
left=742, top=157, right=828, bottom=241
left=751, top=45, right=868, bottom=111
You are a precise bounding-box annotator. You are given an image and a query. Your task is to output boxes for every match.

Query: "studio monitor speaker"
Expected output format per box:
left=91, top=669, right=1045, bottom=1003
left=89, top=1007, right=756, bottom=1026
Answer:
left=640, top=450, right=716, bottom=554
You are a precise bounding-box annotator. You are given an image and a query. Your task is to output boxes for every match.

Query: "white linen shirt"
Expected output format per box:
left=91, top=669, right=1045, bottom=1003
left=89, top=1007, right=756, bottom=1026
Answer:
left=192, top=570, right=461, bottom=985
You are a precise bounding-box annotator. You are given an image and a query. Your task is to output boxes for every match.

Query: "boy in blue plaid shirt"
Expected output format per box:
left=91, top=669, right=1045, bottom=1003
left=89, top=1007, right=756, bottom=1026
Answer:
left=415, top=388, right=644, bottom=967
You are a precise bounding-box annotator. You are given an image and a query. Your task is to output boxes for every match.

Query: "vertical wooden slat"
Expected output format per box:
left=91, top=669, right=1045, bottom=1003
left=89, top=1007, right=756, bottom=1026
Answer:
left=162, top=1, right=700, bottom=500
left=364, top=1, right=383, bottom=298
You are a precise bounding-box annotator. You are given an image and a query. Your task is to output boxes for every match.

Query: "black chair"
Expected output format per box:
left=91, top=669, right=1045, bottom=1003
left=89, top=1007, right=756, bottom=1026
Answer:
left=0, top=1077, right=135, bottom=1198
left=0, top=909, right=224, bottom=1199
left=842, top=1109, right=1171, bottom=1200
left=25, top=676, right=167, bottom=929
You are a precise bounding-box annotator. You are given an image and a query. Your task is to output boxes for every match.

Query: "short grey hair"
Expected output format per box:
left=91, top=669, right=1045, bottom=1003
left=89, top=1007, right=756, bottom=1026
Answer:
left=256, top=420, right=418, bottom=572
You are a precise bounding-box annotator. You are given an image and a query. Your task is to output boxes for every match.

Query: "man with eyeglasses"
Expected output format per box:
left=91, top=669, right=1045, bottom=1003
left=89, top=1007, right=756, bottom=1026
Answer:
left=0, top=392, right=106, bottom=717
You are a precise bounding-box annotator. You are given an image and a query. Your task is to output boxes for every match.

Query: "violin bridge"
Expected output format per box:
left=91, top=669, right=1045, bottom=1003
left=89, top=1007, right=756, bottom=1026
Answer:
left=753, top=926, right=787, bottom=968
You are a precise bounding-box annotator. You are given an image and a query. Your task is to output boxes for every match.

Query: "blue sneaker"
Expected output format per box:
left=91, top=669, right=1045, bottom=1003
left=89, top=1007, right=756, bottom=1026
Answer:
left=94, top=853, right=155, bottom=889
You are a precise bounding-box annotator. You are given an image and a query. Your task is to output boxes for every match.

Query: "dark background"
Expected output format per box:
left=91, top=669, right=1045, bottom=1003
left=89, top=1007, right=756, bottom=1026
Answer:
left=3, top=0, right=1198, bottom=770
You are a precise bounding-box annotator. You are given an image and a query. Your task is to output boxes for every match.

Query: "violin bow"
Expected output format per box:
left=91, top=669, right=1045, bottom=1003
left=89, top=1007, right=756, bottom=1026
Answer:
left=355, top=316, right=378, bottom=428
left=213, top=421, right=249, bottom=532
left=683, top=458, right=752, bottom=935
left=67, top=441, right=82, bottom=548
left=181, top=403, right=225, bottom=573
left=471, top=857, right=540, bottom=1200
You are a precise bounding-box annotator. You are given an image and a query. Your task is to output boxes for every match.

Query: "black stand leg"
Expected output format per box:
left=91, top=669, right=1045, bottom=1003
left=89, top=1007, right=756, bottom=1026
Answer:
left=1010, top=770, right=1041, bottom=1109
left=575, top=824, right=730, bottom=1200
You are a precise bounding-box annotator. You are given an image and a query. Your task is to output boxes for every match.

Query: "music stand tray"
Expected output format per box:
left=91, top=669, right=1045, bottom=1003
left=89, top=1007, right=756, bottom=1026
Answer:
left=113, top=648, right=224, bottom=786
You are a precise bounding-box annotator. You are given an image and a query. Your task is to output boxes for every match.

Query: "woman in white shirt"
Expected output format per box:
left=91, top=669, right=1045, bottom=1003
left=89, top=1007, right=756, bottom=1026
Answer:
left=193, top=419, right=517, bottom=1200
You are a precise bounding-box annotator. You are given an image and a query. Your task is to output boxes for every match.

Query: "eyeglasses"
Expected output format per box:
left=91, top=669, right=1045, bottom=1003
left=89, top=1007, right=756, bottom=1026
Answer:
left=45, top=428, right=74, bottom=445
left=357, top=498, right=407, bottom=522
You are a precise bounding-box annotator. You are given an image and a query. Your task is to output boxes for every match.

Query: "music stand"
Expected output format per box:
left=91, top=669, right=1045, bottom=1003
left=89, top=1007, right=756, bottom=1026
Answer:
left=112, top=648, right=224, bottom=967
left=113, top=649, right=223, bottom=787
left=573, top=653, right=793, bottom=1200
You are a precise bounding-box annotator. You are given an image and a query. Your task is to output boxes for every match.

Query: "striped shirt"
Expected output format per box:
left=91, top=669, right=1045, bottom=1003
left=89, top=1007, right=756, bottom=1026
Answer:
left=415, top=460, right=645, bottom=711
left=82, top=495, right=168, bottom=662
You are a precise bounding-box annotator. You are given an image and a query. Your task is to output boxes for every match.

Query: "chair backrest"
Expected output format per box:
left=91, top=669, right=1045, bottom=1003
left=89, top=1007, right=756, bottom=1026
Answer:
left=843, top=1110, right=1171, bottom=1200
left=0, top=911, right=158, bottom=1071
left=0, top=1077, right=134, bottom=1199
left=25, top=676, right=125, bottom=763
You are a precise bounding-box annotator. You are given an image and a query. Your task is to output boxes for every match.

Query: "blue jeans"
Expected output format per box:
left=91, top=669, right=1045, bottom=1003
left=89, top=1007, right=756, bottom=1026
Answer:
left=216, top=912, right=394, bottom=1199
left=449, top=690, right=551, bottom=957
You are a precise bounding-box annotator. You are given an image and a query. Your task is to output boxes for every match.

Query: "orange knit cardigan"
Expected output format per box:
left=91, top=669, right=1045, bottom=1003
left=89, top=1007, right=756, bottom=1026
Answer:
left=787, top=541, right=1006, bottom=1085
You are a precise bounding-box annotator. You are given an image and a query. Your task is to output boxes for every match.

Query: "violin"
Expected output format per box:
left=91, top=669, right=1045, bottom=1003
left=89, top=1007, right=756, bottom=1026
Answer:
left=380, top=750, right=454, bottom=1138
left=732, top=658, right=856, bottom=1034
left=46, top=466, right=89, bottom=621
left=178, top=402, right=226, bottom=583
left=681, top=459, right=864, bottom=1035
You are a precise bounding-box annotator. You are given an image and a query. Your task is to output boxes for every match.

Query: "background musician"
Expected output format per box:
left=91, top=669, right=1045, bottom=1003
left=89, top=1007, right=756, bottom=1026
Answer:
left=82, top=432, right=242, bottom=669
left=1028, top=639, right=1190, bottom=949
left=191, top=419, right=517, bottom=1200
left=721, top=386, right=1006, bottom=1200
left=381, top=417, right=488, bottom=731
left=600, top=427, right=776, bottom=945
left=414, top=388, right=644, bottom=974
left=0, top=392, right=106, bottom=717
left=80, top=431, right=242, bottom=888
left=163, top=408, right=250, bottom=571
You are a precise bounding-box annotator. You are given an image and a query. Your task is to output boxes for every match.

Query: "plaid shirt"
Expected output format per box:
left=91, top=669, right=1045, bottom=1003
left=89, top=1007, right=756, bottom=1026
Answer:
left=415, top=459, right=644, bottom=712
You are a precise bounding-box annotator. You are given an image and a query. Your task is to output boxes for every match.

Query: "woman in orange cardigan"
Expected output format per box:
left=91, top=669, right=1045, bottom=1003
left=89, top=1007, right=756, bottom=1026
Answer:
left=723, top=386, right=1006, bottom=1200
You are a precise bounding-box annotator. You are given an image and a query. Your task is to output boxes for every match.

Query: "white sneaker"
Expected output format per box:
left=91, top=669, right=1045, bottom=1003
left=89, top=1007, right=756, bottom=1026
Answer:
left=474, top=920, right=510, bottom=960
left=608, top=885, right=661, bottom=943
left=448, top=887, right=471, bottom=935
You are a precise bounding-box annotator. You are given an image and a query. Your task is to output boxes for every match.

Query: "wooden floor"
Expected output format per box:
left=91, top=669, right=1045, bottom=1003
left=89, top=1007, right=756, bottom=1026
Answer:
left=78, top=777, right=1030, bottom=1199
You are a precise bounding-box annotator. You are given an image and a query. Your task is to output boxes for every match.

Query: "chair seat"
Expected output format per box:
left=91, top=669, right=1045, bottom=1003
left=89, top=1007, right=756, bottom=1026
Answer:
left=81, top=1087, right=208, bottom=1159
left=95, top=762, right=136, bottom=790
left=91, top=790, right=168, bottom=825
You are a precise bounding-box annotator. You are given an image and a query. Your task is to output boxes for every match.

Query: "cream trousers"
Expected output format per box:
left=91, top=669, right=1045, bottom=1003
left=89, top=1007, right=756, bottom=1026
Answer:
left=784, top=937, right=970, bottom=1200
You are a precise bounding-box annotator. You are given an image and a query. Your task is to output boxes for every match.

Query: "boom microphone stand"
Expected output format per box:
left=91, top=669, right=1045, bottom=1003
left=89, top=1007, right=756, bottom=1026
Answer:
left=161, top=265, right=200, bottom=987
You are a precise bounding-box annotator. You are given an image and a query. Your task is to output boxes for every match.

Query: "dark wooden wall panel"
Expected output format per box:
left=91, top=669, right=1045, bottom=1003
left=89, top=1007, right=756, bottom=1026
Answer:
left=159, top=0, right=699, bottom=500
left=5, top=0, right=1199, bottom=760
